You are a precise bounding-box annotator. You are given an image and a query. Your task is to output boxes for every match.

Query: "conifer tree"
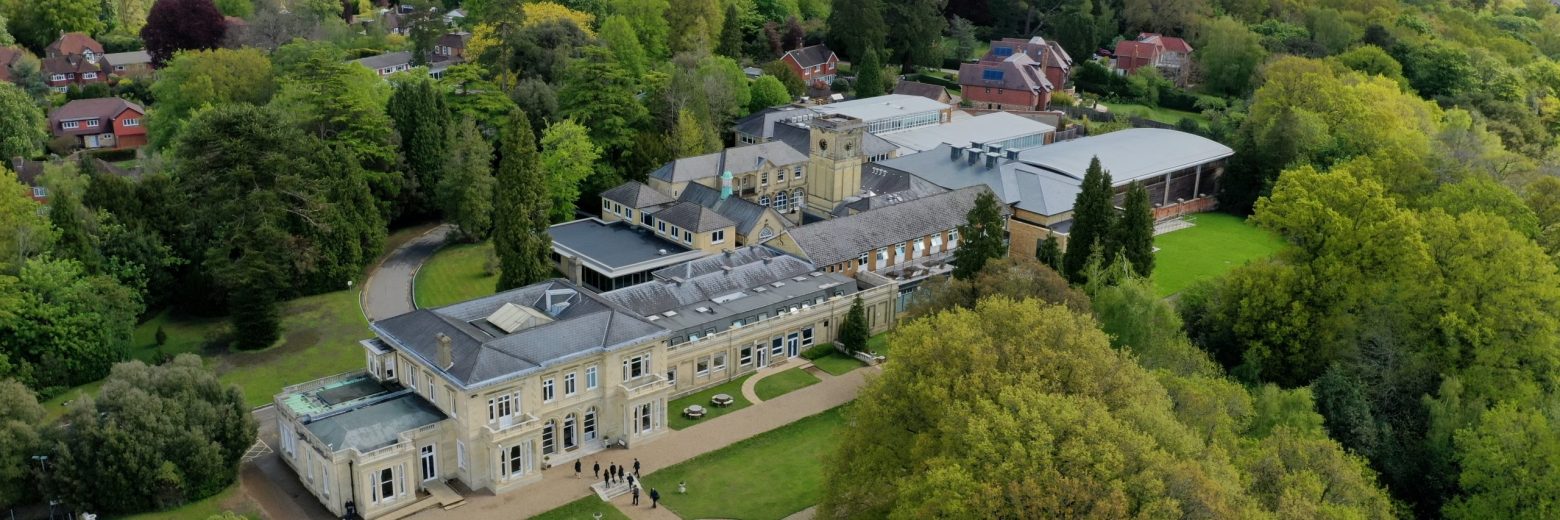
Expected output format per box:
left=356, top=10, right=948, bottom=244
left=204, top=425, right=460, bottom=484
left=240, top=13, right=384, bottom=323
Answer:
left=825, top=0, right=885, bottom=62
left=439, top=118, right=496, bottom=241
left=1115, top=181, right=1155, bottom=277
left=952, top=191, right=1007, bottom=279
left=839, top=296, right=870, bottom=354
left=854, top=48, right=885, bottom=97
left=389, top=77, right=451, bottom=219
left=1037, top=235, right=1063, bottom=271
left=1063, top=156, right=1115, bottom=282
left=717, top=4, right=744, bottom=58
left=493, top=109, right=553, bottom=290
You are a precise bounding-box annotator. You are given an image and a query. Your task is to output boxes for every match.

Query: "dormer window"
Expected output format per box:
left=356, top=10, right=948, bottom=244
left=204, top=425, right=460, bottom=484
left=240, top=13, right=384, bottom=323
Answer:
left=86, top=119, right=99, bottom=127
left=62, top=121, right=79, bottom=129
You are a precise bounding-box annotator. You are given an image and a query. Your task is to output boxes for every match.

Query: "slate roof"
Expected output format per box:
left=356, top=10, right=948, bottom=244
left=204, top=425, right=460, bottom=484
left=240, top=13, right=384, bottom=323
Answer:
left=876, top=111, right=1055, bottom=153
left=371, top=279, right=668, bottom=389
left=784, top=44, right=836, bottom=68
left=42, top=54, right=105, bottom=77
left=677, top=182, right=787, bottom=236
left=893, top=80, right=950, bottom=101
left=784, top=185, right=998, bottom=266
left=354, top=51, right=412, bottom=71
left=732, top=105, right=819, bottom=139
left=1139, top=33, right=1192, bottom=53
left=650, top=201, right=736, bottom=233
left=649, top=140, right=809, bottom=184
left=602, top=180, right=675, bottom=209
left=600, top=247, right=857, bottom=333
left=958, top=52, right=1053, bottom=93
left=102, top=50, right=151, bottom=67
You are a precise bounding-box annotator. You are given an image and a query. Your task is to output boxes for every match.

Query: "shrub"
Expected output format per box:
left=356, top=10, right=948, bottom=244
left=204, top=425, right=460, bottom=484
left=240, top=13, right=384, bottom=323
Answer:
left=802, top=343, right=836, bottom=360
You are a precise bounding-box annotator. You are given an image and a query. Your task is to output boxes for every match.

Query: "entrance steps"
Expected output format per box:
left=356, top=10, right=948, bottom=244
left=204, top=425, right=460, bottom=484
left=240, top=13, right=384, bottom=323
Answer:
left=592, top=479, right=639, bottom=501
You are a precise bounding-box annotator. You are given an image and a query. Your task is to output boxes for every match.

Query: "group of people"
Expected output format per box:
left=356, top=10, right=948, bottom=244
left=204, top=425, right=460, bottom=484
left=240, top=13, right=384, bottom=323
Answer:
left=577, top=457, right=660, bottom=508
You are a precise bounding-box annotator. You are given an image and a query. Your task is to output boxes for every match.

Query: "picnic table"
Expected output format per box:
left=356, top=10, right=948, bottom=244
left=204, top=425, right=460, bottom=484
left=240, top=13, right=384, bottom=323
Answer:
left=711, top=394, right=734, bottom=407
left=684, top=405, right=706, bottom=418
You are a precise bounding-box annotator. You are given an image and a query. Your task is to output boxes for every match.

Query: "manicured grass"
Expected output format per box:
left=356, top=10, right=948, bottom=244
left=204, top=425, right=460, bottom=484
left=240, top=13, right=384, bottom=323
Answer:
left=643, top=406, right=846, bottom=520
left=753, top=368, right=820, bottom=401
left=669, top=374, right=754, bottom=430
left=866, top=333, right=890, bottom=357
left=414, top=241, right=499, bottom=308
left=811, top=350, right=865, bottom=376
left=214, top=288, right=373, bottom=408
left=1103, top=101, right=1210, bottom=126
left=122, top=483, right=260, bottom=520
left=1151, top=212, right=1286, bottom=297
left=532, top=495, right=630, bottom=520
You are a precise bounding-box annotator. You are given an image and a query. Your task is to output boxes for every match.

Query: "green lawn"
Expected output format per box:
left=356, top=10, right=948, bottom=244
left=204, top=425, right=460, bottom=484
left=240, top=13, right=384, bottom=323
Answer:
left=123, top=483, right=260, bottom=520
left=810, top=349, right=865, bottom=376
left=1152, top=212, right=1286, bottom=297
left=669, top=374, right=754, bottom=430
left=866, top=333, right=890, bottom=357
left=753, top=368, right=820, bottom=401
left=532, top=495, right=630, bottom=520
left=414, top=241, right=499, bottom=308
left=643, top=407, right=846, bottom=520
left=1102, top=101, right=1210, bottom=126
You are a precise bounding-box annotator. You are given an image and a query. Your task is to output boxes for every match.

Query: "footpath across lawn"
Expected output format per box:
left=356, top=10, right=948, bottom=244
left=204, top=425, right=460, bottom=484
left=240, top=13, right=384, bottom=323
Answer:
left=414, top=241, right=499, bottom=308
left=669, top=374, right=754, bottom=430
left=754, top=367, right=820, bottom=401
left=1152, top=212, right=1286, bottom=297
left=642, top=406, right=846, bottom=520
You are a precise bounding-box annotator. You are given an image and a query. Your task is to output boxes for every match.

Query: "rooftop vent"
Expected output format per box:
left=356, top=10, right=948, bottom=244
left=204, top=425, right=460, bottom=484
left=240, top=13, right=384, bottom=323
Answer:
left=793, top=276, right=808, bottom=282
left=544, top=288, right=576, bottom=317
left=695, top=306, right=712, bottom=314
left=771, top=281, right=786, bottom=288
left=985, top=152, right=1000, bottom=169
left=810, top=272, right=824, bottom=277
left=646, top=315, right=660, bottom=321
left=662, top=310, right=678, bottom=317
left=1006, top=149, right=1021, bottom=160
left=657, top=249, right=668, bottom=256
left=966, top=147, right=980, bottom=165
left=949, top=146, right=962, bottom=160
left=712, top=292, right=747, bottom=304
left=753, top=287, right=768, bottom=292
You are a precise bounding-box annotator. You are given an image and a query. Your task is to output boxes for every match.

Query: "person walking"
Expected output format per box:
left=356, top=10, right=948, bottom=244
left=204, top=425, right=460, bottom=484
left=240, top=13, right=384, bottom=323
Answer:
left=609, top=463, right=618, bottom=483
left=633, top=458, right=641, bottom=476
left=593, top=460, right=600, bottom=479
left=631, top=485, right=640, bottom=505
left=627, top=473, right=636, bottom=490
left=602, top=470, right=610, bottom=488
left=574, top=459, right=582, bottom=479
left=650, top=488, right=660, bottom=508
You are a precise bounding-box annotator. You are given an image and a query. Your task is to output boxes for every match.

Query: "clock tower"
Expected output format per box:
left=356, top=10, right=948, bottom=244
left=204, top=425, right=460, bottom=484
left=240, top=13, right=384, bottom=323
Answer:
left=804, top=115, right=866, bottom=217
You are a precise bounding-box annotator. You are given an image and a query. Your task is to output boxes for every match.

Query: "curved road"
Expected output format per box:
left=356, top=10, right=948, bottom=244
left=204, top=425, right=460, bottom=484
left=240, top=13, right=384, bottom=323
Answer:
left=362, top=224, right=452, bottom=321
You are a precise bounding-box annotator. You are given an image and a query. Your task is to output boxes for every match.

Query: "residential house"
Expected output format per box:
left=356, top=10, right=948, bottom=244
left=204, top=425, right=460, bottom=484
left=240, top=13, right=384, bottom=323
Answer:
left=46, top=32, right=102, bottom=60
left=102, top=50, right=153, bottom=78
left=780, top=44, right=838, bottom=89
left=443, top=8, right=466, bottom=26
left=871, top=128, right=1231, bottom=259
left=354, top=51, right=415, bottom=77
left=42, top=33, right=108, bottom=92
left=9, top=157, right=47, bottom=203
left=0, top=47, right=24, bottom=83
left=1113, top=33, right=1193, bottom=83
left=433, top=32, right=471, bottom=62
left=48, top=98, right=147, bottom=150
left=892, top=80, right=952, bottom=104
left=958, top=37, right=1073, bottom=111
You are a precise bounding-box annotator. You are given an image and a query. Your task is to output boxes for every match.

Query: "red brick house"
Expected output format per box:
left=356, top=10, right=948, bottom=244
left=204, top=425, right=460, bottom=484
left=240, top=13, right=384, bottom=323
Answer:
left=780, top=44, right=838, bottom=89
left=0, top=47, right=24, bottom=83
left=1113, top=33, right=1193, bottom=83
left=42, top=33, right=107, bottom=93
left=48, top=98, right=147, bottom=150
left=46, top=32, right=103, bottom=60
left=958, top=37, right=1073, bottom=111
left=432, top=31, right=470, bottom=61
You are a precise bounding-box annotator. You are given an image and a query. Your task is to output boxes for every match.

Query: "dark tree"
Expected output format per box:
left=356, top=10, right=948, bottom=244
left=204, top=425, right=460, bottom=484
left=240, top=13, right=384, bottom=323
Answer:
left=882, top=0, right=945, bottom=69
left=388, top=77, right=452, bottom=220
left=493, top=109, right=553, bottom=290
left=1063, top=156, right=1115, bottom=282
left=140, top=0, right=227, bottom=67
left=1113, top=181, right=1154, bottom=277
left=717, top=4, right=744, bottom=58
left=825, top=0, right=885, bottom=61
left=762, top=60, right=806, bottom=96
left=224, top=225, right=286, bottom=351
left=1036, top=235, right=1063, bottom=271
left=783, top=16, right=805, bottom=51
left=510, top=78, right=559, bottom=137
left=839, top=296, right=870, bottom=354
left=854, top=47, right=884, bottom=97
left=952, top=190, right=1007, bottom=279
left=763, top=22, right=784, bottom=58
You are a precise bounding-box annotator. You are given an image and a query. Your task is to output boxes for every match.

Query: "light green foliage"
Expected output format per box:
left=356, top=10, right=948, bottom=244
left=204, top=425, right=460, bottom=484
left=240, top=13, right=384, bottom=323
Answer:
left=0, top=14, right=12, bottom=46
left=438, top=118, right=496, bottom=241
left=0, top=83, right=45, bottom=160
left=559, top=46, right=647, bottom=178
left=665, top=0, right=720, bottom=55
left=748, top=75, right=790, bottom=111
left=538, top=119, right=600, bottom=223
left=1336, top=45, right=1407, bottom=87
left=611, top=0, right=669, bottom=60
left=672, top=108, right=718, bottom=157
left=437, top=64, right=520, bottom=134
left=1528, top=176, right=1560, bottom=263
left=1195, top=16, right=1266, bottom=96
left=1090, top=278, right=1219, bottom=377
left=0, top=379, right=43, bottom=508
left=149, top=48, right=276, bottom=151
left=1123, top=0, right=1207, bottom=36
left=213, top=0, right=252, bottom=18
left=271, top=56, right=401, bottom=218
left=951, top=191, right=1006, bottom=279
left=598, top=15, right=646, bottom=77
left=0, top=167, right=53, bottom=271
left=1445, top=402, right=1560, bottom=519
left=13, top=0, right=102, bottom=50
left=1424, top=177, right=1541, bottom=238
left=910, top=256, right=1090, bottom=319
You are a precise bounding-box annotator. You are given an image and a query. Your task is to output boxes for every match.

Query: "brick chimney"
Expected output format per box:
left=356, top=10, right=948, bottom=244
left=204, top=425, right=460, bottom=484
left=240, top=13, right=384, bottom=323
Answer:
left=435, top=333, right=453, bottom=370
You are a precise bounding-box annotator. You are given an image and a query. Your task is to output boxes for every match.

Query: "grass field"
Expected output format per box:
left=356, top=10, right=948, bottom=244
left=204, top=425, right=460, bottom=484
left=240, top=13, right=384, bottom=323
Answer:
left=414, top=241, right=499, bottom=308
left=1151, top=212, right=1286, bottom=297
left=532, top=495, right=630, bottom=520
left=1102, top=101, right=1210, bottom=126
left=810, top=350, right=865, bottom=376
left=643, top=407, right=846, bottom=520
left=669, top=374, right=754, bottom=430
left=122, top=483, right=260, bottom=520
left=754, top=368, right=821, bottom=401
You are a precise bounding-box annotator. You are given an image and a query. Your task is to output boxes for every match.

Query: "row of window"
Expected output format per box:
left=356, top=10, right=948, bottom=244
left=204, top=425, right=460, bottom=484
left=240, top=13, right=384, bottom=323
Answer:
left=49, top=72, right=100, bottom=82
left=539, top=365, right=599, bottom=403
left=538, top=408, right=598, bottom=456
left=758, top=188, right=806, bottom=212
left=746, top=165, right=805, bottom=187
left=849, top=230, right=960, bottom=272
left=654, top=219, right=698, bottom=245
left=59, top=117, right=138, bottom=130
left=672, top=326, right=818, bottom=386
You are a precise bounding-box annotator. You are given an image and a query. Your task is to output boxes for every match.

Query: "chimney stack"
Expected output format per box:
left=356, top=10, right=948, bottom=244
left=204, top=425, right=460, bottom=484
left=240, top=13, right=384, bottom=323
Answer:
left=435, top=333, right=453, bottom=370
left=949, top=145, right=962, bottom=160
left=984, top=152, right=999, bottom=169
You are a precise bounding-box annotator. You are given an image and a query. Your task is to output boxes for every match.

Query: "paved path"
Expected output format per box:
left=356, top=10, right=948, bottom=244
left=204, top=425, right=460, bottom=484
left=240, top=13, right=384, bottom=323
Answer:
left=362, top=224, right=452, bottom=321
left=409, top=366, right=877, bottom=520
left=738, top=363, right=793, bottom=404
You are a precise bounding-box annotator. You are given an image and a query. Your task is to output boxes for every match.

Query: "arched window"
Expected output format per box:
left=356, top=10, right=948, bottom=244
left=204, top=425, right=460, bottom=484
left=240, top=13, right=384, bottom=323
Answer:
left=563, top=414, right=577, bottom=450
left=542, top=420, right=556, bottom=455
left=583, top=407, right=597, bottom=441
left=760, top=227, right=774, bottom=241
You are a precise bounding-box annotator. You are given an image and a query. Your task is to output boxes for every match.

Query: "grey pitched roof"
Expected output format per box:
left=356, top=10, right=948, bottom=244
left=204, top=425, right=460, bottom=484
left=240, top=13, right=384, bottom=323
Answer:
left=600, top=247, right=857, bottom=333
left=651, top=201, right=736, bottom=233
left=602, top=180, right=675, bottom=208
left=371, top=279, right=668, bottom=389
left=875, top=144, right=1081, bottom=216
left=353, top=51, right=412, bottom=70
left=784, top=44, right=836, bottom=68
left=893, top=80, right=949, bottom=101
left=677, top=182, right=787, bottom=236
left=649, top=140, right=809, bottom=184
left=785, top=185, right=999, bottom=266
left=102, top=50, right=151, bottom=66
left=833, top=169, right=950, bottom=216
left=732, top=105, right=819, bottom=139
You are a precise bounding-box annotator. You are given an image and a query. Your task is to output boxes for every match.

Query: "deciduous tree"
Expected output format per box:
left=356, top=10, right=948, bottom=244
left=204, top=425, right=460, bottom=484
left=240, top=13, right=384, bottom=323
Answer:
left=538, top=119, right=600, bottom=223
left=0, top=379, right=43, bottom=508
left=0, top=84, right=44, bottom=160
left=1196, top=16, right=1265, bottom=96
left=140, top=0, right=227, bottom=67
left=749, top=75, right=790, bottom=111
left=611, top=0, right=670, bottom=60
left=599, top=15, right=646, bottom=77
left=148, top=48, right=276, bottom=150
left=0, top=258, right=140, bottom=390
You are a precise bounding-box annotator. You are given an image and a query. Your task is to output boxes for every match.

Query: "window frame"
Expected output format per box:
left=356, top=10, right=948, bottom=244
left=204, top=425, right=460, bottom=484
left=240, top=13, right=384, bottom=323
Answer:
left=542, top=378, right=555, bottom=402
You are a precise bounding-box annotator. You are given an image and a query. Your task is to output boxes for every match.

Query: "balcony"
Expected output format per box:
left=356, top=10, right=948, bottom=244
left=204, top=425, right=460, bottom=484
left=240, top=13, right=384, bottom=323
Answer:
left=619, top=374, right=668, bottom=399
left=483, top=412, right=541, bottom=438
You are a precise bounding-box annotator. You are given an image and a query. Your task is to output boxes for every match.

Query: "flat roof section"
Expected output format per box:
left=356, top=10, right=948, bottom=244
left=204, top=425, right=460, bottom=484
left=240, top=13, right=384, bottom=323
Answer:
left=548, top=219, right=709, bottom=278
left=877, top=111, right=1055, bottom=153
left=304, top=391, right=447, bottom=454
left=280, top=374, right=396, bottom=418
left=816, top=94, right=950, bottom=122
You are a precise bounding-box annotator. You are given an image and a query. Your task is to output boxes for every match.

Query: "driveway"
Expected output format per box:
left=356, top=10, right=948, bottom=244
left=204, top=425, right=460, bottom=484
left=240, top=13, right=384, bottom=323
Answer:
left=362, top=224, right=452, bottom=321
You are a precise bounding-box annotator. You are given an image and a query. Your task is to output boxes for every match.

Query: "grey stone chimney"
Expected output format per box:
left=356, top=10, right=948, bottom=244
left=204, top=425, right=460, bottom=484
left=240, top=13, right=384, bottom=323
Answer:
left=436, top=333, right=453, bottom=370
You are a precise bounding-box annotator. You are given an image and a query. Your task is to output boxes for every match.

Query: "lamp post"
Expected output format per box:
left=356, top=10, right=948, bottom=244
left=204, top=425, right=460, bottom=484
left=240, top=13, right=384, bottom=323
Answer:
left=31, top=456, right=53, bottom=520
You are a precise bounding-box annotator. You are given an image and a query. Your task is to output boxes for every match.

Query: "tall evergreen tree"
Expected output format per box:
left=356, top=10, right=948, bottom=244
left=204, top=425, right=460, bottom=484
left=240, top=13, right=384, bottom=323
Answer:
left=952, top=191, right=1007, bottom=279
left=493, top=109, right=553, bottom=290
left=882, top=0, right=946, bottom=69
left=1063, top=156, right=1115, bottom=282
left=389, top=77, right=452, bottom=220
left=717, top=4, right=744, bottom=58
left=439, top=118, right=496, bottom=242
left=825, top=0, right=885, bottom=62
left=854, top=48, right=885, bottom=97
left=1114, top=181, right=1155, bottom=277
left=226, top=224, right=286, bottom=350
left=1036, top=235, right=1063, bottom=271
left=839, top=296, right=870, bottom=354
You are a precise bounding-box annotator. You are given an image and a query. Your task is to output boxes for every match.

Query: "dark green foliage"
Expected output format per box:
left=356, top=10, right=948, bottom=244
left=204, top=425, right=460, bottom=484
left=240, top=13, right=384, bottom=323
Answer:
left=839, top=297, right=869, bottom=354
left=717, top=4, right=744, bottom=58
left=510, top=78, right=558, bottom=132
left=493, top=109, right=552, bottom=290
left=274, top=55, right=403, bottom=222
left=389, top=76, right=452, bottom=220
left=47, top=356, right=256, bottom=514
left=440, top=118, right=497, bottom=242
left=762, top=60, right=806, bottom=96
left=1396, top=41, right=1472, bottom=100
left=952, top=191, right=1007, bottom=279
left=824, top=0, right=884, bottom=61
left=1114, top=182, right=1154, bottom=277
left=882, top=0, right=945, bottom=69
left=1036, top=235, right=1062, bottom=271
left=1062, top=157, right=1115, bottom=282
left=223, top=224, right=286, bottom=351
left=154, top=326, right=167, bottom=346
left=558, top=46, right=647, bottom=184
left=801, top=343, right=835, bottom=360
left=853, top=48, right=884, bottom=98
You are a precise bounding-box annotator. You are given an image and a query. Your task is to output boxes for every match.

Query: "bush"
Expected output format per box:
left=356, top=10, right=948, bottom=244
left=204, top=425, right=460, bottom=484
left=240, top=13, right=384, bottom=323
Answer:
left=85, top=147, right=138, bottom=163
left=802, top=343, right=836, bottom=360
left=1051, top=90, right=1076, bottom=107
left=908, top=73, right=959, bottom=89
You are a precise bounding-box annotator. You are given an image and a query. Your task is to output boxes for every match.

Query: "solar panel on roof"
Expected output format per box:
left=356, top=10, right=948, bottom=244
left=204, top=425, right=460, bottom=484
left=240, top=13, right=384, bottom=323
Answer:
left=982, top=69, right=1004, bottom=81
left=993, top=46, right=1014, bottom=57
